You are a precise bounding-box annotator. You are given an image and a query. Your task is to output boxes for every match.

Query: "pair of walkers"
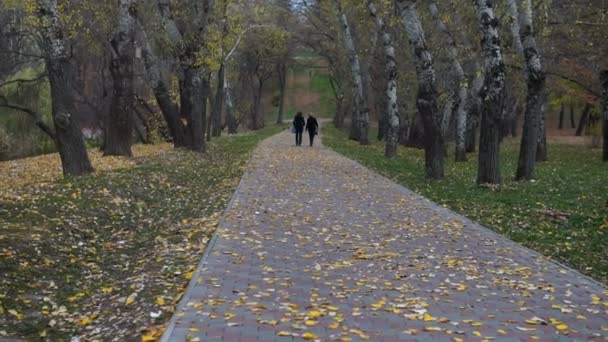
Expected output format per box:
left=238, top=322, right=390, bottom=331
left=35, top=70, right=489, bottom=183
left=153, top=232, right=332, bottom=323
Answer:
left=293, top=112, right=319, bottom=147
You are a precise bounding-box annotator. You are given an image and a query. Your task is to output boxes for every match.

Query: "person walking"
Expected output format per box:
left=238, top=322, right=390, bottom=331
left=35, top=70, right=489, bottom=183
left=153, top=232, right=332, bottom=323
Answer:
left=293, top=112, right=305, bottom=146
left=306, top=114, right=319, bottom=147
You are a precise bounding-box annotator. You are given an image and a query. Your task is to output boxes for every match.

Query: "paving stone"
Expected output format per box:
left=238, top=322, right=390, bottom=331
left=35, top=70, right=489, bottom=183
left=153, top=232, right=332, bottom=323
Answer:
left=161, top=130, right=608, bottom=341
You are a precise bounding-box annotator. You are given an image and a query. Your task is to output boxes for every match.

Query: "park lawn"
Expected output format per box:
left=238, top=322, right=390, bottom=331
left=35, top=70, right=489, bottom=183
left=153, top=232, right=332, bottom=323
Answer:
left=324, top=125, right=608, bottom=284
left=0, top=125, right=282, bottom=341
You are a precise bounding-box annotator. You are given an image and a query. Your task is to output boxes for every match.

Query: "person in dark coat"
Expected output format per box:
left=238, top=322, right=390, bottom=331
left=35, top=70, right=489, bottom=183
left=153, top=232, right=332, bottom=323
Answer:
left=293, top=112, right=305, bottom=146
left=305, top=114, right=319, bottom=147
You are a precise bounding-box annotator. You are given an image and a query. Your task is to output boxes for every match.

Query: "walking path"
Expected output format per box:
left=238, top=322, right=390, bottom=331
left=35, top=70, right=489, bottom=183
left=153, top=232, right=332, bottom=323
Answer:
left=162, top=129, right=607, bottom=341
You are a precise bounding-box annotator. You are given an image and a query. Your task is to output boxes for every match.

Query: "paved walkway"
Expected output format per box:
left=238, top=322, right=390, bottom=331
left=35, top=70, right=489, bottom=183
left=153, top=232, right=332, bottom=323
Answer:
left=162, top=130, right=607, bottom=341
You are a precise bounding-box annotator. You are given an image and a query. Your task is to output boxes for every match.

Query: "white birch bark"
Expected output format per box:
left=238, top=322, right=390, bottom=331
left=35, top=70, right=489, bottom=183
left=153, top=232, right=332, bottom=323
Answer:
left=515, top=0, right=547, bottom=179
left=428, top=0, right=468, bottom=161
left=334, top=0, right=370, bottom=144
left=473, top=0, right=506, bottom=185
left=367, top=0, right=400, bottom=158
left=396, top=0, right=444, bottom=179
left=507, top=0, right=525, bottom=55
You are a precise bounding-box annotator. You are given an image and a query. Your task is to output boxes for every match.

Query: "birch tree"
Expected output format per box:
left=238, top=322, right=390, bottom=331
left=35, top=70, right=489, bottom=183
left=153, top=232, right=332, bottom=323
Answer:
left=473, top=0, right=506, bottom=185
left=104, top=0, right=137, bottom=157
left=367, top=0, right=400, bottom=158
left=334, top=0, right=370, bottom=145
left=396, top=0, right=444, bottom=179
left=36, top=0, right=93, bottom=175
left=514, top=0, right=546, bottom=180
left=428, top=0, right=468, bottom=161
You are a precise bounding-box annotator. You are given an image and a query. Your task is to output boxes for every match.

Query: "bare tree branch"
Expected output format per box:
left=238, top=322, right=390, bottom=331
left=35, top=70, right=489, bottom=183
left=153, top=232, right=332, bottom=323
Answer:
left=0, top=95, right=56, bottom=140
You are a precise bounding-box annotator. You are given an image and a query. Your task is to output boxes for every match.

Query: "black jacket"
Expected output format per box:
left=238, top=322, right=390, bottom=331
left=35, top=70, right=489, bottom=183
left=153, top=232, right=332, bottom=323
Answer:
left=293, top=115, right=306, bottom=130
left=306, top=117, right=319, bottom=133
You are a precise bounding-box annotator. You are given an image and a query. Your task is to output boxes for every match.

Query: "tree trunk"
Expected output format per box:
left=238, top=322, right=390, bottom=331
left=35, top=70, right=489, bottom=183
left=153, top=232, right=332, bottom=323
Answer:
left=536, top=105, right=548, bottom=161
left=211, top=64, right=225, bottom=137
left=466, top=73, right=483, bottom=153
left=138, top=23, right=186, bottom=147
left=507, top=0, right=525, bottom=55
left=38, top=0, right=93, bottom=176
left=428, top=0, right=467, bottom=162
left=515, top=0, right=546, bottom=180
left=575, top=104, right=591, bottom=136
left=474, top=0, right=506, bottom=185
left=368, top=0, right=400, bottom=158
left=397, top=0, right=443, bottom=178
left=180, top=67, right=205, bottom=152
left=105, top=0, right=136, bottom=157
left=224, top=78, right=238, bottom=134
left=334, top=0, right=370, bottom=144
left=601, top=70, right=608, bottom=161
left=251, top=76, right=264, bottom=130
left=276, top=63, right=287, bottom=124
left=570, top=101, right=576, bottom=128
left=558, top=102, right=564, bottom=129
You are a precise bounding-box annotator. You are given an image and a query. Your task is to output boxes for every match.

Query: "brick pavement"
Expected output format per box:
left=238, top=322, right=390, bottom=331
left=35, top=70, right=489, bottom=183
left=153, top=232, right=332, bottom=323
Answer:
left=162, top=130, right=607, bottom=341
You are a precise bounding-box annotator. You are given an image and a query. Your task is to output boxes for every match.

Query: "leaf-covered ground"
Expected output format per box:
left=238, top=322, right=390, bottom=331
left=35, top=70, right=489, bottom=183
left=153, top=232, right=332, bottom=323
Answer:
left=163, top=130, right=607, bottom=341
left=0, top=125, right=282, bottom=341
left=324, top=125, right=608, bottom=284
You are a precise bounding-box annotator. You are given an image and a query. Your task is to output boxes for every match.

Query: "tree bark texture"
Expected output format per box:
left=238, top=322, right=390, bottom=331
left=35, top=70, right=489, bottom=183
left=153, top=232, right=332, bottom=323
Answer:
left=334, top=0, right=370, bottom=144
left=396, top=0, right=444, bottom=179
left=428, top=0, right=468, bottom=161
left=515, top=0, right=546, bottom=180
left=37, top=0, right=93, bottom=176
left=474, top=0, right=506, bottom=185
left=576, top=104, right=591, bottom=136
left=211, top=63, right=226, bottom=137
left=277, top=63, right=287, bottom=124
left=105, top=0, right=136, bottom=157
left=368, top=0, right=400, bottom=158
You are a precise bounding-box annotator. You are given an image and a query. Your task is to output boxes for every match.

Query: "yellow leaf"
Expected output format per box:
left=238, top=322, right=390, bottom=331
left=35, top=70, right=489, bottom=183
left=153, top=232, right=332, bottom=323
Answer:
left=423, top=327, right=442, bottom=332
left=224, top=312, right=236, bottom=319
left=403, top=329, right=418, bottom=335
left=125, top=293, right=137, bottom=305
left=308, top=310, right=321, bottom=318
left=156, top=297, right=165, bottom=306
left=304, top=320, right=317, bottom=326
left=423, top=313, right=435, bottom=322
left=453, top=338, right=464, bottom=342
left=497, top=329, right=507, bottom=335
left=326, top=306, right=339, bottom=311
left=302, top=332, right=317, bottom=340
left=555, top=324, right=568, bottom=331
left=101, top=287, right=113, bottom=294
left=329, top=322, right=340, bottom=329
left=8, top=309, right=23, bottom=320
left=80, top=316, right=92, bottom=326
left=473, top=331, right=482, bottom=337
left=184, top=271, right=194, bottom=280
left=277, top=331, right=291, bottom=336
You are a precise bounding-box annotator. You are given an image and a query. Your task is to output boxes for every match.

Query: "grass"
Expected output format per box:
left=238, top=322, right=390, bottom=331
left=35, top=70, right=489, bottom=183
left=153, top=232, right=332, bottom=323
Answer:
left=324, top=125, right=608, bottom=284
left=310, top=73, right=335, bottom=119
left=0, top=125, right=282, bottom=340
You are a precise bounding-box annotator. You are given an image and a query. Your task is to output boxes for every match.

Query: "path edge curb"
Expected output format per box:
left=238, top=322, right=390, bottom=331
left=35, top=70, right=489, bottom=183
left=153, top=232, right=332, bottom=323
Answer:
left=322, top=137, right=608, bottom=291
left=159, top=134, right=273, bottom=342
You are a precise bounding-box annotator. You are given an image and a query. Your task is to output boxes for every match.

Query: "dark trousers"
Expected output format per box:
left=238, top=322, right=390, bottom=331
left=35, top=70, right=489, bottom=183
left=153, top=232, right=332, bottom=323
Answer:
left=308, top=131, right=316, bottom=146
left=295, top=129, right=303, bottom=146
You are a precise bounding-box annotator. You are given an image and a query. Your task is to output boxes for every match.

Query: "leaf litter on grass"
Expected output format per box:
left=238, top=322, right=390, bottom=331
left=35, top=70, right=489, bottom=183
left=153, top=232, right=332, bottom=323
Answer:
left=0, top=126, right=282, bottom=341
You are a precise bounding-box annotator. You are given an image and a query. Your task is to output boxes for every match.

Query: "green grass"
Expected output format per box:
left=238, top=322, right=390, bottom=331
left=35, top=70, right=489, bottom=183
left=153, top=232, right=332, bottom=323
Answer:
left=0, top=125, right=282, bottom=340
left=324, top=125, right=608, bottom=284
left=310, top=73, right=336, bottom=119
